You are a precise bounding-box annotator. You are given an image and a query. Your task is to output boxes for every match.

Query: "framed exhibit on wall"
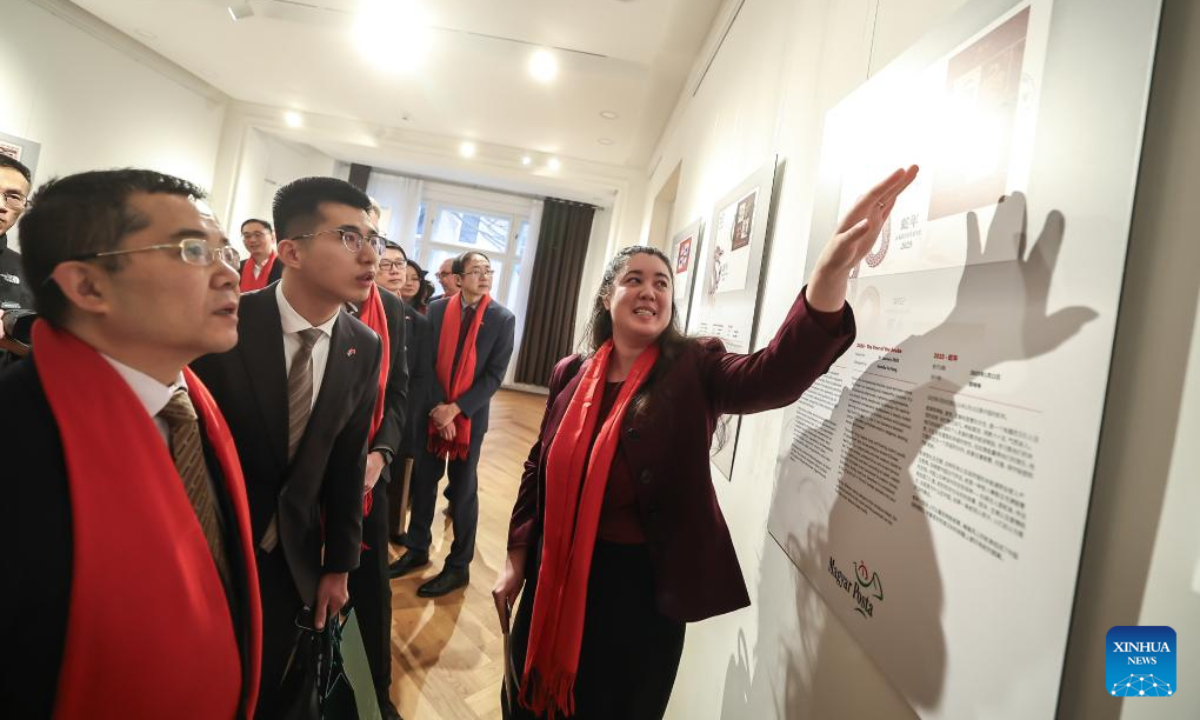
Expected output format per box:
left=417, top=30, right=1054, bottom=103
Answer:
left=687, top=157, right=779, bottom=481
left=669, top=218, right=704, bottom=330
left=0, top=130, right=41, bottom=182
left=766, top=0, right=1164, bottom=717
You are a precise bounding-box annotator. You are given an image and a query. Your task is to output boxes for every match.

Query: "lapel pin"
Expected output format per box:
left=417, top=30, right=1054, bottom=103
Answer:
left=347, top=347, right=357, bottom=357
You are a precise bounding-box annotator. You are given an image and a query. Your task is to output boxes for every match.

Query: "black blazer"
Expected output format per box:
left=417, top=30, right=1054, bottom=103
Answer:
left=0, top=357, right=258, bottom=718
left=424, top=296, right=516, bottom=435
left=191, top=284, right=382, bottom=604
left=400, top=299, right=433, bottom=456
left=367, top=289, right=408, bottom=482
left=238, top=257, right=284, bottom=285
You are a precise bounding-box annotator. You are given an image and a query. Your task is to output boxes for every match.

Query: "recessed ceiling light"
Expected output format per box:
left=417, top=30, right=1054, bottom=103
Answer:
left=356, top=0, right=432, bottom=73
left=521, top=155, right=532, bottom=166
left=283, top=111, right=303, bottom=128
left=460, top=141, right=477, bottom=159
left=547, top=157, right=561, bottom=171
left=599, top=110, right=619, bottom=120
left=529, top=49, right=559, bottom=83
left=597, top=138, right=615, bottom=146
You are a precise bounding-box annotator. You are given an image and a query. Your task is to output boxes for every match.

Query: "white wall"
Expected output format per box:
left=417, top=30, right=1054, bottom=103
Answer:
left=225, top=128, right=339, bottom=254
left=642, top=0, right=1199, bottom=718
left=1, top=0, right=227, bottom=249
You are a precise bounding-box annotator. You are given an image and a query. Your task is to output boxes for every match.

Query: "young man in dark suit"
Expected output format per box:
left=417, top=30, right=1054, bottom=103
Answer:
left=345, top=210, right=410, bottom=720
left=191, top=177, right=384, bottom=717
left=0, top=169, right=261, bottom=718
left=389, top=250, right=516, bottom=597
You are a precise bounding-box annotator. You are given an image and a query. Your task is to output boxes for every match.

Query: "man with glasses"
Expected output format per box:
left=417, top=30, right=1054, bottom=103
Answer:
left=192, top=176, right=385, bottom=718
left=238, top=218, right=283, bottom=291
left=0, top=155, right=35, bottom=367
left=390, top=251, right=516, bottom=597
left=429, top=256, right=462, bottom=302
left=0, top=169, right=262, bottom=717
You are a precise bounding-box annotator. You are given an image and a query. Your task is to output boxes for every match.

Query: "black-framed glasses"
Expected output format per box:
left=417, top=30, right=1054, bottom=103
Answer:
left=292, top=228, right=386, bottom=256
left=69, top=238, right=240, bottom=268
left=462, top=268, right=494, bottom=279
left=378, top=259, right=407, bottom=272
left=2, top=191, right=30, bottom=210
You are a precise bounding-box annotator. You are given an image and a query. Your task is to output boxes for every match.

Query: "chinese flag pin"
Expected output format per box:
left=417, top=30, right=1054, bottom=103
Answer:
left=347, top=347, right=357, bottom=357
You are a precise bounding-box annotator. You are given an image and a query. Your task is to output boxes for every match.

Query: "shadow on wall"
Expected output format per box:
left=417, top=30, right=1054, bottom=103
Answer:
left=719, top=194, right=1096, bottom=719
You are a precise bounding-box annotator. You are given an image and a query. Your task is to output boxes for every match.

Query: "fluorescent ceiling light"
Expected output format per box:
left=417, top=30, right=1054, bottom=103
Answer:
left=529, top=49, right=558, bottom=83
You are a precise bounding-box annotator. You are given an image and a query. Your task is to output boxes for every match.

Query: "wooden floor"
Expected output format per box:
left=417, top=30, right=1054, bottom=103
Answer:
left=386, top=389, right=547, bottom=720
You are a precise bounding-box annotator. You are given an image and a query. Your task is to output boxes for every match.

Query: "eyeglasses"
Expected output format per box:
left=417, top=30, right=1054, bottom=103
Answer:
left=462, top=268, right=494, bottom=279
left=436, top=271, right=453, bottom=279
left=292, top=228, right=386, bottom=256
left=69, top=238, right=241, bottom=268
left=242, top=231, right=270, bottom=240
left=378, top=259, right=408, bottom=272
left=2, top=191, right=30, bottom=210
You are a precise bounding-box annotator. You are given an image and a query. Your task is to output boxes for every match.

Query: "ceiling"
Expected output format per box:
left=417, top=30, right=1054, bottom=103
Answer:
left=69, top=0, right=724, bottom=170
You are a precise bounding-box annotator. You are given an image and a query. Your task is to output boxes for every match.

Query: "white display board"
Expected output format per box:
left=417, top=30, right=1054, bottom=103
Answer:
left=767, top=0, right=1162, bottom=717
left=688, top=159, right=779, bottom=480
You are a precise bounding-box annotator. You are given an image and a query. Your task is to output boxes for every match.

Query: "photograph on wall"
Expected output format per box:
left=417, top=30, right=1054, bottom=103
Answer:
left=0, top=130, right=41, bottom=182
left=688, top=158, right=779, bottom=481
left=766, top=0, right=1164, bottom=717
left=670, top=219, right=704, bottom=330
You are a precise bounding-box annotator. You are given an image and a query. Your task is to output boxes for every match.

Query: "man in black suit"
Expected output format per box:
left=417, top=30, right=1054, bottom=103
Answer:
left=237, top=218, right=283, bottom=291
left=192, top=177, right=384, bottom=717
left=389, top=251, right=516, bottom=597
left=376, top=242, right=434, bottom=546
left=344, top=211, right=409, bottom=720
left=1, top=169, right=259, bottom=717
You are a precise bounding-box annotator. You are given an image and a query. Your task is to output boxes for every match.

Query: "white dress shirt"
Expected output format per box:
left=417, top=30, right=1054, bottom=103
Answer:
left=101, top=354, right=185, bottom=447
left=276, top=282, right=338, bottom=408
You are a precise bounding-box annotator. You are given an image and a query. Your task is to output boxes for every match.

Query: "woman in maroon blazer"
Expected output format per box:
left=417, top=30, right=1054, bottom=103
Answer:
left=495, top=166, right=919, bottom=719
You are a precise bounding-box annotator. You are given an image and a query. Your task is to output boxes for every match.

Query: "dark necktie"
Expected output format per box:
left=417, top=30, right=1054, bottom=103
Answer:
left=158, top=389, right=233, bottom=593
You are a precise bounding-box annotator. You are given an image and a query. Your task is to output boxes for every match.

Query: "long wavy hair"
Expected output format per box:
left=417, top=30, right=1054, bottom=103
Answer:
left=582, top=245, right=697, bottom=420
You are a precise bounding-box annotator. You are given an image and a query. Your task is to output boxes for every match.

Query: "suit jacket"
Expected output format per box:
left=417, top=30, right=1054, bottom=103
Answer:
left=238, top=257, right=284, bottom=286
left=0, top=357, right=258, bottom=718
left=424, top=295, right=516, bottom=435
left=192, top=284, right=382, bottom=605
left=508, top=289, right=856, bottom=622
left=400, top=299, right=433, bottom=456
left=366, top=289, right=408, bottom=476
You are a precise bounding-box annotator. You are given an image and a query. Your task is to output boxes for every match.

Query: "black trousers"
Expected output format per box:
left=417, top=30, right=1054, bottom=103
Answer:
left=254, top=547, right=305, bottom=719
left=404, top=428, right=485, bottom=568
left=348, top=479, right=393, bottom=696
left=504, top=541, right=686, bottom=720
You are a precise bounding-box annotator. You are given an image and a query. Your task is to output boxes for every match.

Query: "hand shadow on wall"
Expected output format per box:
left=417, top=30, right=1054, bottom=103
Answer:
left=720, top=193, right=1097, bottom=719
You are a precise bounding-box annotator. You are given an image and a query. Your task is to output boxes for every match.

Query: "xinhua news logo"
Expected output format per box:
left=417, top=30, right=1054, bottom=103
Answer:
left=1107, top=626, right=1176, bottom=698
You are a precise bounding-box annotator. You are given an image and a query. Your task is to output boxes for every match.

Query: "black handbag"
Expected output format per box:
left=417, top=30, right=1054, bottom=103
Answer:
left=279, top=609, right=360, bottom=720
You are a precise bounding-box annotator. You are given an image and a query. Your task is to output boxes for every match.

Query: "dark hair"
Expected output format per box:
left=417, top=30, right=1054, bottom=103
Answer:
left=0, top=154, right=32, bottom=184
left=240, top=218, right=273, bottom=233
left=403, top=259, right=431, bottom=310
left=584, top=246, right=694, bottom=420
left=19, top=169, right=206, bottom=327
left=452, top=251, right=489, bottom=275
left=272, top=176, right=371, bottom=239
left=383, top=240, right=408, bottom=261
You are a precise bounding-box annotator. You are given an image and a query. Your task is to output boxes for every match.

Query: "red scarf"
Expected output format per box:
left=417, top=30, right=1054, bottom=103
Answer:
left=428, top=292, right=491, bottom=460
left=356, top=283, right=391, bottom=517
left=239, top=252, right=277, bottom=292
left=32, top=321, right=262, bottom=719
left=520, top=340, right=659, bottom=718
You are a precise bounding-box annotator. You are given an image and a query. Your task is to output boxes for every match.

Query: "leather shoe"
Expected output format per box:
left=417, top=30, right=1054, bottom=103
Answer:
left=388, top=551, right=430, bottom=579
left=417, top=566, right=469, bottom=597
